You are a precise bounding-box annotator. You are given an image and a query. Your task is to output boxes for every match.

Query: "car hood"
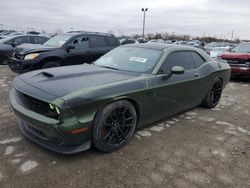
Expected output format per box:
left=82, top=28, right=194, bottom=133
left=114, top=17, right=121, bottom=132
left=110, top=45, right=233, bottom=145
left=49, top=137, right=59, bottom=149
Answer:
left=15, top=43, right=58, bottom=55
left=220, top=52, right=250, bottom=59
left=17, top=64, right=139, bottom=99
left=0, top=43, right=12, bottom=50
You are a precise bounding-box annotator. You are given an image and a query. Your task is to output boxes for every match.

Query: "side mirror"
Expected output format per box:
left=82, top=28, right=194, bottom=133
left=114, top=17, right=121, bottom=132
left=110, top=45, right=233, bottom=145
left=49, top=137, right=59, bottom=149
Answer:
left=66, top=44, right=75, bottom=52
left=11, top=41, right=19, bottom=47
left=170, top=66, right=185, bottom=75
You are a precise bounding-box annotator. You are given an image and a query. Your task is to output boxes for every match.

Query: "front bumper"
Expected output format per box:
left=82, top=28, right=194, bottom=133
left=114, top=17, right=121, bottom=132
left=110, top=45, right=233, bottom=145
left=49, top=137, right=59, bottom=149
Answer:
left=8, top=58, right=32, bottom=74
left=10, top=89, right=92, bottom=154
left=231, top=66, right=250, bottom=76
left=18, top=119, right=91, bottom=154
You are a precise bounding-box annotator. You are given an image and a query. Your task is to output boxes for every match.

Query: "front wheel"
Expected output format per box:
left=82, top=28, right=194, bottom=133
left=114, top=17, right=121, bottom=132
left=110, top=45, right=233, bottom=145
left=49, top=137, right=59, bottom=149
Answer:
left=42, top=61, right=60, bottom=69
left=0, top=54, right=8, bottom=65
left=93, top=100, right=137, bottom=152
left=202, top=79, right=223, bottom=108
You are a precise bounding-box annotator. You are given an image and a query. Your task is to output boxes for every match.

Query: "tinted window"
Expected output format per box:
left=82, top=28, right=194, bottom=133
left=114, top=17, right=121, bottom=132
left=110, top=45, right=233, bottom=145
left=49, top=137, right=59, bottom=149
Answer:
left=191, top=52, right=205, bottom=67
left=161, top=51, right=196, bottom=73
left=21, top=36, right=32, bottom=43
left=6, top=37, right=23, bottom=45
left=90, top=36, right=107, bottom=47
left=33, top=36, right=48, bottom=44
left=6, top=36, right=32, bottom=45
left=71, top=36, right=89, bottom=49
left=107, top=37, right=118, bottom=46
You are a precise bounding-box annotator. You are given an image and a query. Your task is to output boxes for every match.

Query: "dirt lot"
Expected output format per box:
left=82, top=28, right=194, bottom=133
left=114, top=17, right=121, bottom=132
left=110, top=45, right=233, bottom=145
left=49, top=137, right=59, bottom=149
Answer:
left=0, top=65, right=249, bottom=188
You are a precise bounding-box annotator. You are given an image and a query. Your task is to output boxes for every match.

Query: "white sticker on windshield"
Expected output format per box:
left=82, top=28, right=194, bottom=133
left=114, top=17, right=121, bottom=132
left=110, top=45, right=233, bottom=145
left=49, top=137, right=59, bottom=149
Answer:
left=129, top=57, right=147, bottom=63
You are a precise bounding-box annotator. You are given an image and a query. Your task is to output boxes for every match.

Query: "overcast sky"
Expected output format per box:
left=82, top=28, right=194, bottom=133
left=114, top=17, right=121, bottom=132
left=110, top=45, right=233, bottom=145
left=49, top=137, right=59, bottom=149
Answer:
left=0, top=0, right=250, bottom=39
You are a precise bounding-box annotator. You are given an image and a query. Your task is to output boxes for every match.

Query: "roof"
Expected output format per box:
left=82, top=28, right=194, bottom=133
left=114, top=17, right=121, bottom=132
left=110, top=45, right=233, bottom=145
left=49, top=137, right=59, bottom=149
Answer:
left=123, top=43, right=198, bottom=50
left=65, top=31, right=115, bottom=37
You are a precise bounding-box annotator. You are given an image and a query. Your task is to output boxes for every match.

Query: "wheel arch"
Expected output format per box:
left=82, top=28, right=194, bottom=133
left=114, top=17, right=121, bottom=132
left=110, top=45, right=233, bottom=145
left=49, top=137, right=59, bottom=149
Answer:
left=39, top=56, right=63, bottom=68
left=93, top=96, right=141, bottom=128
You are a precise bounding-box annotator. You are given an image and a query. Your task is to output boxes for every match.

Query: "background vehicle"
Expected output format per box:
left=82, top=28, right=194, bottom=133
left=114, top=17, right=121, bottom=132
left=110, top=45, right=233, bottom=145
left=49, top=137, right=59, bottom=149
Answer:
left=10, top=44, right=231, bottom=154
left=0, top=35, right=49, bottom=65
left=0, top=30, right=16, bottom=39
left=120, top=38, right=136, bottom=45
left=205, top=42, right=234, bottom=58
left=9, top=32, right=120, bottom=73
left=219, top=42, right=250, bottom=77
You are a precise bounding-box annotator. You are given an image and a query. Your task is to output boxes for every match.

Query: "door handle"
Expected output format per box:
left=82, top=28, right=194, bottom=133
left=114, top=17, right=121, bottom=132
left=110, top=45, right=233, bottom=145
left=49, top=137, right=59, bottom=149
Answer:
left=194, top=73, right=200, bottom=77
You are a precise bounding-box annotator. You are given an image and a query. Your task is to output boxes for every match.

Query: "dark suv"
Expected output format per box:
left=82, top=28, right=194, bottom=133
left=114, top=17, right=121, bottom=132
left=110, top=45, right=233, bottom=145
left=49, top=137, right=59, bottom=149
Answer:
left=9, top=32, right=120, bottom=73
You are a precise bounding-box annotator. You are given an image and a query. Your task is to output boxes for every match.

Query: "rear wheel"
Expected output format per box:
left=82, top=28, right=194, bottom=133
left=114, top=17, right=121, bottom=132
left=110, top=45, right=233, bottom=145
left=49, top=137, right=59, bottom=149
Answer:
left=93, top=100, right=137, bottom=152
left=42, top=61, right=60, bottom=69
left=202, top=79, right=223, bottom=108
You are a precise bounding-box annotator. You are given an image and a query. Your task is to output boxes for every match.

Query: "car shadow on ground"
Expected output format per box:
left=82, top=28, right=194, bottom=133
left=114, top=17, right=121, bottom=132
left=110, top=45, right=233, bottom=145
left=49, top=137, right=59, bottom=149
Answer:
left=230, top=77, right=250, bottom=83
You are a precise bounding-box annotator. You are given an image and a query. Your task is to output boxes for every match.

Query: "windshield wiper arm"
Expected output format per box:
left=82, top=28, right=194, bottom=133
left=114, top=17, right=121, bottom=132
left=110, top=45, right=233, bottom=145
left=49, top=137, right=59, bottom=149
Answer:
left=98, top=65, right=121, bottom=71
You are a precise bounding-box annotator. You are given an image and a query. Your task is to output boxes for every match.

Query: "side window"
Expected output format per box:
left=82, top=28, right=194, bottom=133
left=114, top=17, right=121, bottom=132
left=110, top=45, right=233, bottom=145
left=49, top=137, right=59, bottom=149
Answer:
left=33, top=37, right=48, bottom=44
left=72, top=36, right=89, bottom=49
left=12, top=37, right=23, bottom=45
left=90, top=36, right=107, bottom=47
left=191, top=52, right=206, bottom=68
left=21, top=36, right=32, bottom=44
left=161, top=51, right=196, bottom=73
left=107, top=37, right=118, bottom=46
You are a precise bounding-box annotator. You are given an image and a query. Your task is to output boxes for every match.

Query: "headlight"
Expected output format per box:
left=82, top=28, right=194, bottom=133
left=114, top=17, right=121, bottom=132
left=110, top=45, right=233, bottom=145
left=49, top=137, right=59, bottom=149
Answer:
left=24, top=53, right=39, bottom=60
left=47, top=103, right=61, bottom=119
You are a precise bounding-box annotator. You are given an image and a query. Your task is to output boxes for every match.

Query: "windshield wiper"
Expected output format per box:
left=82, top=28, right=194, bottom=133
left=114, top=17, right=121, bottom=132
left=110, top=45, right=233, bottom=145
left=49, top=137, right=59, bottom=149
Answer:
left=97, top=65, right=121, bottom=71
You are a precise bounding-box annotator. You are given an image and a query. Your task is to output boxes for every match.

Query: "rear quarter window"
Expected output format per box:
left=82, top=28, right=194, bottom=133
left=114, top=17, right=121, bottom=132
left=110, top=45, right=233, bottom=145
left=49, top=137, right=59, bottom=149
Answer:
left=90, top=36, right=108, bottom=47
left=191, top=52, right=206, bottom=68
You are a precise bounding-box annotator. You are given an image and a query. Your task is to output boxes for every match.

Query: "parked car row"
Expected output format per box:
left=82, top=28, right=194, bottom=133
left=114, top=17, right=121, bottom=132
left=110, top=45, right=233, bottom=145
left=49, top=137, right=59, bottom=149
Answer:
left=1, top=30, right=249, bottom=78
left=204, top=42, right=236, bottom=58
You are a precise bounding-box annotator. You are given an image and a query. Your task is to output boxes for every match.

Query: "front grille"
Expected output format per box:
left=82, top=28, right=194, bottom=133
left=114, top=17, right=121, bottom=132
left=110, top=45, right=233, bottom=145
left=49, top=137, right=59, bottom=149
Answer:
left=222, top=58, right=250, bottom=67
left=15, top=90, right=60, bottom=119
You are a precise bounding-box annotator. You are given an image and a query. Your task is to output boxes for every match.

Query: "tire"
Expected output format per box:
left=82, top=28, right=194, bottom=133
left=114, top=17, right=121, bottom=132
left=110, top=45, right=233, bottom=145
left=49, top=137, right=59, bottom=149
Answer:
left=202, top=79, right=223, bottom=108
left=42, top=61, right=60, bottom=69
left=0, top=54, right=8, bottom=65
left=93, top=100, right=137, bottom=152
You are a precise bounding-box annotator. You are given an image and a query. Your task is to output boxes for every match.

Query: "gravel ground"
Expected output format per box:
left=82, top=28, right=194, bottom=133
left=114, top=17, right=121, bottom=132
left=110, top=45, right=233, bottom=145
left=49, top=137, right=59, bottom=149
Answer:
left=0, top=65, right=249, bottom=188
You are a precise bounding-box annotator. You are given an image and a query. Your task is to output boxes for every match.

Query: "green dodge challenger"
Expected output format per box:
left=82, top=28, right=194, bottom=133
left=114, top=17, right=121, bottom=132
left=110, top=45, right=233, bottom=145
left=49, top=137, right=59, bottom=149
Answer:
left=10, top=43, right=231, bottom=154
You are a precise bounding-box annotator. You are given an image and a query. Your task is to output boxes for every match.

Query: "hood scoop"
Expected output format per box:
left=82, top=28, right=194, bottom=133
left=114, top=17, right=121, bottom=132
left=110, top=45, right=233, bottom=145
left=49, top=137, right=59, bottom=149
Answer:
left=31, top=71, right=55, bottom=79
left=42, top=72, right=54, bottom=78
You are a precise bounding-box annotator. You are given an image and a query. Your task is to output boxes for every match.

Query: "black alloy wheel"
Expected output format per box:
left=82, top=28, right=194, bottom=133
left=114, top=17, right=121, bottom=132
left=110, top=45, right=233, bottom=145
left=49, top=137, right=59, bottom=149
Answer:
left=202, top=79, right=223, bottom=108
left=93, top=100, right=137, bottom=152
left=210, top=80, right=223, bottom=106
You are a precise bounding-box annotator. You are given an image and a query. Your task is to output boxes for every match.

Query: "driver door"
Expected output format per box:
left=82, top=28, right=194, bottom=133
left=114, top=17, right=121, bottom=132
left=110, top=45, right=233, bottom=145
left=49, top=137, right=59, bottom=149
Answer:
left=151, top=51, right=205, bottom=120
left=64, top=35, right=91, bottom=65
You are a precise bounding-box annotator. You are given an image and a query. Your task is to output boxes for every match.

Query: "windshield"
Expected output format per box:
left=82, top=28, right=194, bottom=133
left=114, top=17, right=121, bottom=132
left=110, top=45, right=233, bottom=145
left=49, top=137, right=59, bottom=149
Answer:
left=44, top=34, right=71, bottom=47
left=94, top=46, right=163, bottom=73
left=231, top=43, right=250, bottom=53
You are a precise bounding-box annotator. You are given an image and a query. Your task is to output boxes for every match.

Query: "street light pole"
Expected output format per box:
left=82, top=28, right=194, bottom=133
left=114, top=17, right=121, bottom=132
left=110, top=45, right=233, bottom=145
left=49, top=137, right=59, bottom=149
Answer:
left=141, top=8, right=148, bottom=41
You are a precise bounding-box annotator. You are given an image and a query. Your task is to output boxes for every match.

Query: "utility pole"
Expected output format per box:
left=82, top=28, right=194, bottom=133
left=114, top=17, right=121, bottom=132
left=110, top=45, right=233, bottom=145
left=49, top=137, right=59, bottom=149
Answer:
left=141, top=8, right=148, bottom=41
left=0, top=24, right=3, bottom=30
